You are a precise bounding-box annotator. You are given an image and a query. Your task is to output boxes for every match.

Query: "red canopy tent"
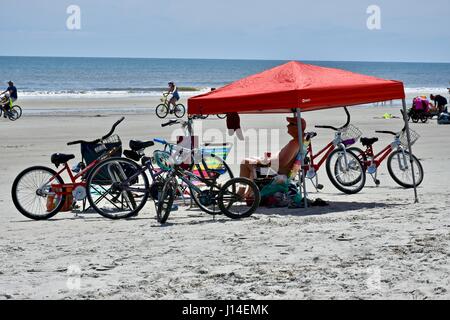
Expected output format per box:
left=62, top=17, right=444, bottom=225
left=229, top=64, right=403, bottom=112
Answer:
left=187, top=61, right=418, bottom=205
left=188, top=61, right=405, bottom=114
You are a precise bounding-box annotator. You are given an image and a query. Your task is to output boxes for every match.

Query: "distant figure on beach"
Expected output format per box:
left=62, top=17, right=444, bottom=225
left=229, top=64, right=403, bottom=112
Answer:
left=430, top=94, right=448, bottom=114
left=240, top=116, right=306, bottom=181
left=1, top=81, right=18, bottom=118
left=167, top=81, right=180, bottom=110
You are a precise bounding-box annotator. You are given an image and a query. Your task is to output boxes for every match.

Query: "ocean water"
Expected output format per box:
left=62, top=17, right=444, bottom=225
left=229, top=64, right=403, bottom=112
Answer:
left=0, top=56, right=449, bottom=99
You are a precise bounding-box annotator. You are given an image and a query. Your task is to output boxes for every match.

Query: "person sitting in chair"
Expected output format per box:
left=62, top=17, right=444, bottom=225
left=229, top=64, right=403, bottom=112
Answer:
left=240, top=116, right=306, bottom=181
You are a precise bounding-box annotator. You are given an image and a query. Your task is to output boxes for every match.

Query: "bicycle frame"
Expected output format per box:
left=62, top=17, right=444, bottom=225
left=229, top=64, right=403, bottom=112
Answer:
left=305, top=140, right=336, bottom=172
left=359, top=144, right=393, bottom=169
left=42, top=147, right=120, bottom=197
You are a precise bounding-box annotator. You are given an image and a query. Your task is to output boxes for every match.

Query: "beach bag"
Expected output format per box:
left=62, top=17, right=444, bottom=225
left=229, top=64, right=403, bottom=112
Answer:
left=46, top=186, right=73, bottom=212
left=438, top=112, right=450, bottom=125
left=259, top=179, right=302, bottom=207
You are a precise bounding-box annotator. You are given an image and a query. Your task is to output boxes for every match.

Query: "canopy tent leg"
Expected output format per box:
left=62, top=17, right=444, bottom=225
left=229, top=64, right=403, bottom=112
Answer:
left=295, top=108, right=308, bottom=208
left=401, top=99, right=419, bottom=203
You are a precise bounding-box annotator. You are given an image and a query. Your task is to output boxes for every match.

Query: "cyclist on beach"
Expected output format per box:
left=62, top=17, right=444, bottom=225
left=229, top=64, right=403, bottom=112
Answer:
left=167, top=81, right=180, bottom=111
left=1, top=81, right=18, bottom=118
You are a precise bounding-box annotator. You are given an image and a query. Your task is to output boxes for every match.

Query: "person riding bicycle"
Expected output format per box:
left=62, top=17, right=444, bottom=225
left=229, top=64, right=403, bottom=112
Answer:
left=166, top=81, right=180, bottom=112
left=430, top=94, right=448, bottom=114
left=1, top=81, right=18, bottom=118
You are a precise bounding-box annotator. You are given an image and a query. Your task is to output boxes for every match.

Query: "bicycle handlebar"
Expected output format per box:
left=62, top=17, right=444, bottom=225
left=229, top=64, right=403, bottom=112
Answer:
left=315, top=106, right=350, bottom=131
left=67, top=117, right=125, bottom=146
left=375, top=130, right=396, bottom=135
left=161, top=119, right=179, bottom=127
left=101, top=117, right=125, bottom=140
left=153, top=138, right=169, bottom=145
left=315, top=125, right=338, bottom=131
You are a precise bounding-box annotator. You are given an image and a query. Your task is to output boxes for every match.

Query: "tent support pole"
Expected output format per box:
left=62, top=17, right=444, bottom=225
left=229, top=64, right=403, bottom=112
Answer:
left=295, top=108, right=308, bottom=208
left=402, top=99, right=419, bottom=203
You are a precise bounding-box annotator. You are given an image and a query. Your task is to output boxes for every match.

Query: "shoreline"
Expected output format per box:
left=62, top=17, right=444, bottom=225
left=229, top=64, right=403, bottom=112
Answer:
left=15, top=89, right=448, bottom=116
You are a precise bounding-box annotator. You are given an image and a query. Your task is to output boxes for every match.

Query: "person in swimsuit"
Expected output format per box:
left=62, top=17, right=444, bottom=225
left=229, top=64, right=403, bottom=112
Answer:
left=167, top=81, right=180, bottom=111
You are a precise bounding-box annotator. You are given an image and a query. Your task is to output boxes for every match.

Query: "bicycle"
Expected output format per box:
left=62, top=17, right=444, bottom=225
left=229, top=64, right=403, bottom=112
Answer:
left=304, top=107, right=366, bottom=194
left=85, top=121, right=258, bottom=223
left=154, top=145, right=260, bottom=223
left=348, top=123, right=424, bottom=188
left=155, top=92, right=186, bottom=119
left=0, top=94, right=22, bottom=121
left=11, top=117, right=124, bottom=220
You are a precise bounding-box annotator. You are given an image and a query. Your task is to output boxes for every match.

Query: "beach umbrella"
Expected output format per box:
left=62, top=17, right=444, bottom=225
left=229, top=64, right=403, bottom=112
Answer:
left=188, top=61, right=418, bottom=206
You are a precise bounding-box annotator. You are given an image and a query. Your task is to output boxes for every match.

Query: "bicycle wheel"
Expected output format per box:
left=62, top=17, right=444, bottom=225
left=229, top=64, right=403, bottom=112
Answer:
left=218, top=177, right=260, bottom=219
left=156, top=104, right=169, bottom=119
left=156, top=176, right=176, bottom=223
left=8, top=109, right=19, bottom=121
left=86, top=157, right=150, bottom=219
left=348, top=147, right=367, bottom=169
left=174, top=104, right=186, bottom=118
left=326, top=148, right=366, bottom=194
left=189, top=155, right=234, bottom=215
left=387, top=150, right=423, bottom=188
left=11, top=166, right=65, bottom=220
left=216, top=114, right=227, bottom=119
left=12, top=105, right=22, bottom=119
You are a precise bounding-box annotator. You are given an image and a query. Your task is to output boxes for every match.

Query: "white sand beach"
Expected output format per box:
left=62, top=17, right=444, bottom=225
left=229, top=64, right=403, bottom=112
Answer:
left=0, top=96, right=449, bottom=300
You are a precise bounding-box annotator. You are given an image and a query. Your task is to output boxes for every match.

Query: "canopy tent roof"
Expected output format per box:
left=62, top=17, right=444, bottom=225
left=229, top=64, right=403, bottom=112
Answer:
left=188, top=61, right=405, bottom=115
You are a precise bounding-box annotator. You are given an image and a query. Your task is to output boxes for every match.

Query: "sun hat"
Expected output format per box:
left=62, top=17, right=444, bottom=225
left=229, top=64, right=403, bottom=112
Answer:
left=286, top=117, right=306, bottom=131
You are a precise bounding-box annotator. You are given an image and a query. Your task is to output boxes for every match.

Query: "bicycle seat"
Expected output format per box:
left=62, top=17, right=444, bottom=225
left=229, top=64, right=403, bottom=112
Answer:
left=129, top=140, right=155, bottom=151
left=360, top=137, right=379, bottom=147
left=51, top=153, right=75, bottom=167
left=305, top=131, right=317, bottom=140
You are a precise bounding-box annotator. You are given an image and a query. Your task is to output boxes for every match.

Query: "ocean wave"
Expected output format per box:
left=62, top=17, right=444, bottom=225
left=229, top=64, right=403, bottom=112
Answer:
left=404, top=87, right=448, bottom=94
left=19, top=87, right=210, bottom=99
left=18, top=86, right=448, bottom=100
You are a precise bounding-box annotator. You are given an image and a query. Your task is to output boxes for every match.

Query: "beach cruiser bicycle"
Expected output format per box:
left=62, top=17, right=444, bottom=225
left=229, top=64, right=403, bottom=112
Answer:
left=85, top=119, right=259, bottom=223
left=155, top=92, right=186, bottom=119
left=0, top=93, right=22, bottom=121
left=11, top=117, right=124, bottom=220
left=302, top=107, right=366, bottom=194
left=347, top=122, right=424, bottom=188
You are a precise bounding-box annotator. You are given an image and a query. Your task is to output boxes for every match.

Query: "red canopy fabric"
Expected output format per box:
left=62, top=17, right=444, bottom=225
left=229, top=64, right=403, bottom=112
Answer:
left=188, top=61, right=405, bottom=115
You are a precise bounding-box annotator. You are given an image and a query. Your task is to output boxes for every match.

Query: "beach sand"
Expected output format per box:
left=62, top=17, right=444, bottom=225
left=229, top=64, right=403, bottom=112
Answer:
left=0, top=96, right=449, bottom=300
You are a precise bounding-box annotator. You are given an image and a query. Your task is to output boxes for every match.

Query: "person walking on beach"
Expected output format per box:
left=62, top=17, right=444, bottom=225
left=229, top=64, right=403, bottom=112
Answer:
left=430, top=94, right=448, bottom=114
left=1, top=81, right=18, bottom=118
left=167, top=81, right=180, bottom=112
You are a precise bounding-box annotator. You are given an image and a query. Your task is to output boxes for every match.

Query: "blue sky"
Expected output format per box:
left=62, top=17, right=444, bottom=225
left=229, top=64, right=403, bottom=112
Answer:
left=0, top=0, right=449, bottom=62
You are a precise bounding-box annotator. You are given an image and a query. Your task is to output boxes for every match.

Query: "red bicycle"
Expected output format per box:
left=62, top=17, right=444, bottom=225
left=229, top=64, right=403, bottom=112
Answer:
left=11, top=118, right=124, bottom=220
left=348, top=124, right=424, bottom=188
left=301, top=107, right=366, bottom=194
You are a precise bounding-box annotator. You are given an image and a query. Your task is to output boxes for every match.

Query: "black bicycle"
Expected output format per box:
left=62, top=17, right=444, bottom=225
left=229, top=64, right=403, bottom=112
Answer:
left=85, top=121, right=260, bottom=222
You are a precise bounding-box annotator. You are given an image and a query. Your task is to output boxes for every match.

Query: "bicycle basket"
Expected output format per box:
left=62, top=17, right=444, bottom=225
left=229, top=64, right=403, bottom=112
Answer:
left=339, top=124, right=363, bottom=142
left=399, top=129, right=420, bottom=147
left=81, top=134, right=122, bottom=165
left=81, top=134, right=122, bottom=184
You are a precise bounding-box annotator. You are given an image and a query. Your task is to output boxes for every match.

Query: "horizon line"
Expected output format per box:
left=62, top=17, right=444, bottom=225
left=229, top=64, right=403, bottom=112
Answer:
left=1, top=54, right=449, bottom=64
